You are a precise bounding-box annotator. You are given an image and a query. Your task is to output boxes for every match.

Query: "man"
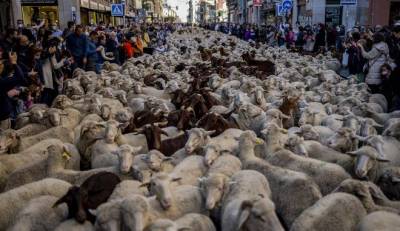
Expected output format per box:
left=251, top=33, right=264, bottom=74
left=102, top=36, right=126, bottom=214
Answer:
left=15, top=35, right=35, bottom=72
left=62, top=21, right=75, bottom=39
left=66, top=25, right=88, bottom=70
left=0, top=52, right=26, bottom=131
left=85, top=31, right=99, bottom=73
left=50, top=23, right=63, bottom=38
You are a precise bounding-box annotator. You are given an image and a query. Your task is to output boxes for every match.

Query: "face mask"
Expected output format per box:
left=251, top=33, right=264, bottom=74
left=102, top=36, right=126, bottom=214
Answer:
left=18, top=24, right=23, bottom=28
left=51, top=26, right=57, bottom=30
left=382, top=71, right=389, bottom=76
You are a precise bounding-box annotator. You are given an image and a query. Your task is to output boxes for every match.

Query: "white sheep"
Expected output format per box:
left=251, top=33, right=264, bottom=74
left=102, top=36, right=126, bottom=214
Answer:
left=290, top=193, right=367, bottom=231
left=8, top=195, right=68, bottom=231
left=146, top=213, right=216, bottom=231
left=0, top=178, right=71, bottom=230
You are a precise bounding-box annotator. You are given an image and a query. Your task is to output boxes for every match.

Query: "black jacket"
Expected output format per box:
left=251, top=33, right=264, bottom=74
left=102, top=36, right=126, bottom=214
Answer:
left=0, top=65, right=27, bottom=121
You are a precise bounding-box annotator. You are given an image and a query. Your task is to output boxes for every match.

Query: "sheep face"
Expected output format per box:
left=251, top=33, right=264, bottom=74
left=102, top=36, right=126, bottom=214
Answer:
left=46, top=109, right=62, bottom=126
left=0, top=131, right=19, bottom=154
left=239, top=131, right=264, bottom=147
left=327, top=128, right=355, bottom=153
left=52, top=95, right=73, bottom=110
left=30, top=108, right=45, bottom=123
left=298, top=109, right=318, bottom=126
left=377, top=170, right=400, bottom=200
left=80, top=122, right=106, bottom=142
left=120, top=196, right=150, bottom=231
left=204, top=144, right=221, bottom=166
left=200, top=174, right=227, bottom=210
left=145, top=150, right=169, bottom=171
left=54, top=186, right=88, bottom=223
left=347, top=146, right=389, bottom=179
left=299, top=125, right=320, bottom=141
left=145, top=174, right=181, bottom=210
left=115, top=144, right=141, bottom=174
left=285, top=135, right=308, bottom=157
left=383, top=123, right=400, bottom=140
left=185, top=128, right=213, bottom=154
left=100, top=105, right=112, bottom=121
left=236, top=198, right=283, bottom=231
left=104, top=121, right=120, bottom=144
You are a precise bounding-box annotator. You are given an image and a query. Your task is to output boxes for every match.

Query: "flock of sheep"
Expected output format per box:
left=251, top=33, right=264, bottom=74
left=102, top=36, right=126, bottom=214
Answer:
left=1, top=28, right=400, bottom=231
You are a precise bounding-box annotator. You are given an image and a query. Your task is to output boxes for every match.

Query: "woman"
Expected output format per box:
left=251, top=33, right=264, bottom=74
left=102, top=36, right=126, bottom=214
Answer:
left=358, top=32, right=390, bottom=94
left=0, top=52, right=27, bottom=131
left=96, top=35, right=114, bottom=72
left=132, top=34, right=144, bottom=58
left=37, top=42, right=69, bottom=106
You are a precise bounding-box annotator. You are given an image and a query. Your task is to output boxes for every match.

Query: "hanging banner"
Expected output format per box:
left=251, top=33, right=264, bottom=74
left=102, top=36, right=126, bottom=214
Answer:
left=253, top=0, right=262, bottom=7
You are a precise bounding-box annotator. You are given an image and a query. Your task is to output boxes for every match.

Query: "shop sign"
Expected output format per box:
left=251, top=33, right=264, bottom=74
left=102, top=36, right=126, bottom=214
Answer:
left=21, top=0, right=57, bottom=4
left=341, top=0, right=357, bottom=5
left=253, top=0, right=262, bottom=7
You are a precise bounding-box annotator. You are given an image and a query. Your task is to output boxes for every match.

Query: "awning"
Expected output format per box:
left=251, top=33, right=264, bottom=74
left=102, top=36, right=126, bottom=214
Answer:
left=21, top=0, right=57, bottom=5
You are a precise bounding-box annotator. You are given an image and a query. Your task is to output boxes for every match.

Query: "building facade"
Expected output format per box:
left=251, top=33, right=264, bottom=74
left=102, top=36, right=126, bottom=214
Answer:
left=7, top=0, right=144, bottom=30
left=226, top=0, right=396, bottom=29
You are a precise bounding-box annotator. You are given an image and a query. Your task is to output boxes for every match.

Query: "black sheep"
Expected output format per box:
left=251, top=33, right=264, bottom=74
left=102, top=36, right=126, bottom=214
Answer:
left=53, top=172, right=121, bottom=223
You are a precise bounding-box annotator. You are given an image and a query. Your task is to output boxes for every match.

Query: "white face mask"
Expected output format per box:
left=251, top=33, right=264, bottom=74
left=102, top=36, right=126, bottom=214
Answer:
left=18, top=24, right=24, bottom=28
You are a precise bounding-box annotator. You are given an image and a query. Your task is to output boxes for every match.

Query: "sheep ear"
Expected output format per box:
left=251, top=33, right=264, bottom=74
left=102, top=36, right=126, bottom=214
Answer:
left=206, top=130, right=216, bottom=136
left=162, top=157, right=174, bottom=162
left=171, top=177, right=182, bottom=182
left=88, top=209, right=97, bottom=217
left=160, top=130, right=169, bottom=137
left=346, top=150, right=361, bottom=156
left=139, top=182, right=151, bottom=188
left=53, top=192, right=70, bottom=208
left=131, top=146, right=142, bottom=154
left=376, top=154, right=390, bottom=162
left=237, top=200, right=253, bottom=230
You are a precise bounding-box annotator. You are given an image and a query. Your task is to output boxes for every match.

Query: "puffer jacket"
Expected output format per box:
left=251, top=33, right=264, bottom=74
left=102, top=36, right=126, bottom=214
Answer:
left=362, top=42, right=389, bottom=85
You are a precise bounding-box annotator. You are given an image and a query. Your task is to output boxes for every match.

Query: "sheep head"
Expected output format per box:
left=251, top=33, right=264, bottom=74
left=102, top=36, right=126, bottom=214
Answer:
left=199, top=173, right=229, bottom=210
left=141, top=173, right=181, bottom=210
left=184, top=128, right=214, bottom=154
left=112, top=144, right=142, bottom=174
left=346, top=146, right=389, bottom=179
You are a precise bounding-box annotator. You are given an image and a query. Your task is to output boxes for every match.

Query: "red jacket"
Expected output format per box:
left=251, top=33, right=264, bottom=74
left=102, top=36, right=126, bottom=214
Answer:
left=123, top=42, right=133, bottom=58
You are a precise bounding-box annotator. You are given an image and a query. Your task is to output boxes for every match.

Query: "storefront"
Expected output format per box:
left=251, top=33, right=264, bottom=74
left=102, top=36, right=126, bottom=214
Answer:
left=80, top=0, right=111, bottom=25
left=325, top=0, right=342, bottom=27
left=21, top=0, right=59, bottom=25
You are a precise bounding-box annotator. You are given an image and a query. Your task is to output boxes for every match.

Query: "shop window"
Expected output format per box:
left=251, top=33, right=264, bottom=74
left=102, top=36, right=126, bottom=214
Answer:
left=22, top=5, right=59, bottom=26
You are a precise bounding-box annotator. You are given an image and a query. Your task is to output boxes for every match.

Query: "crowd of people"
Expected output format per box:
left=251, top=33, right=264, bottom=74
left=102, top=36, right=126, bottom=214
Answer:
left=204, top=22, right=400, bottom=112
left=0, top=19, right=176, bottom=131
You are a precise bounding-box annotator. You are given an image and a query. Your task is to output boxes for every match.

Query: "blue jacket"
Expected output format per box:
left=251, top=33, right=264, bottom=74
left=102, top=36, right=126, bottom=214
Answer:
left=86, top=39, right=98, bottom=61
left=66, top=33, right=88, bottom=58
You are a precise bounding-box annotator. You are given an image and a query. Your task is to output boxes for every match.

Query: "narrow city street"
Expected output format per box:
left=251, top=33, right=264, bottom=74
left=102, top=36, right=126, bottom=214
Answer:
left=0, top=1, right=400, bottom=231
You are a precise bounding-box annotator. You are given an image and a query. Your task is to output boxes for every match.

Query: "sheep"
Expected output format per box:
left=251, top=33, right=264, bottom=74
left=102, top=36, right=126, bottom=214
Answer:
left=146, top=213, right=216, bottom=231
left=266, top=142, right=350, bottom=195
left=7, top=126, right=75, bottom=153
left=54, top=220, right=95, bottom=231
left=220, top=170, right=284, bottom=231
left=0, top=138, right=67, bottom=191
left=357, top=211, right=400, bottom=231
left=132, top=150, right=175, bottom=183
left=199, top=150, right=242, bottom=210
left=237, top=131, right=322, bottom=228
left=0, top=178, right=71, bottom=230
left=333, top=179, right=400, bottom=213
left=8, top=196, right=68, bottom=231
left=382, top=120, right=400, bottom=140
left=95, top=186, right=207, bottom=231
left=290, top=193, right=367, bottom=231
left=53, top=172, right=121, bottom=224
left=377, top=168, right=400, bottom=200
left=4, top=142, right=81, bottom=191
left=108, top=180, right=148, bottom=201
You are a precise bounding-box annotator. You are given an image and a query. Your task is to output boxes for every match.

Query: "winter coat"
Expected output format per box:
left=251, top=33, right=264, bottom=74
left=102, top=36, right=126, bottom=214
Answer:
left=362, top=42, right=390, bottom=85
